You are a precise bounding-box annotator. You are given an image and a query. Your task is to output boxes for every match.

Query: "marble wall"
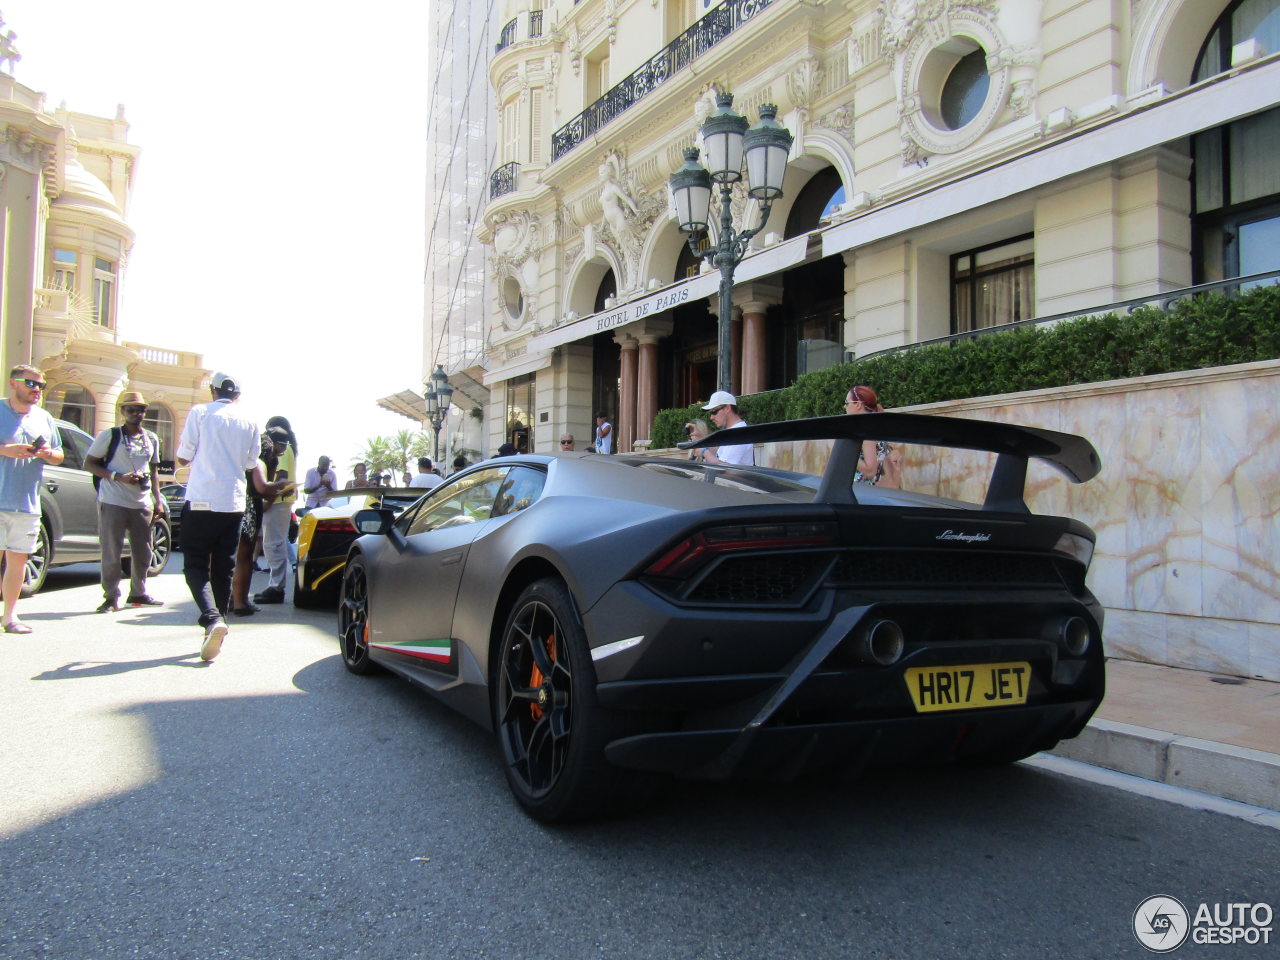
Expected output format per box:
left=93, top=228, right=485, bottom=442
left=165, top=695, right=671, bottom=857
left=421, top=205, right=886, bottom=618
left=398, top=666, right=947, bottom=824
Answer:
left=753, top=360, right=1280, bottom=681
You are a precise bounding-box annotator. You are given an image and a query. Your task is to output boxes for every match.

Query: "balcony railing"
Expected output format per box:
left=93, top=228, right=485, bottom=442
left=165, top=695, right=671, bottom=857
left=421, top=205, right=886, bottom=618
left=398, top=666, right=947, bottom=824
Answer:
left=490, top=161, right=521, bottom=200
left=496, top=17, right=518, bottom=53
left=530, top=10, right=543, bottom=37
left=551, top=0, right=774, bottom=162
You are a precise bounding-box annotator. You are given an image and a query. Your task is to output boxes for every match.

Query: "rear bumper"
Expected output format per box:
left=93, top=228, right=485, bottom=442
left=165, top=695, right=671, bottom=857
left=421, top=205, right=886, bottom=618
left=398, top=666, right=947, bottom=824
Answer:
left=604, top=698, right=1099, bottom=779
left=586, top=580, right=1105, bottom=779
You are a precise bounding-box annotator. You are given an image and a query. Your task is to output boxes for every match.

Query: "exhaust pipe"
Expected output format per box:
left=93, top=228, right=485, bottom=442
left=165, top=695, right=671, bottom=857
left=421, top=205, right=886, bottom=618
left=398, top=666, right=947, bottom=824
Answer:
left=1060, top=616, right=1090, bottom=656
left=855, top=619, right=905, bottom=666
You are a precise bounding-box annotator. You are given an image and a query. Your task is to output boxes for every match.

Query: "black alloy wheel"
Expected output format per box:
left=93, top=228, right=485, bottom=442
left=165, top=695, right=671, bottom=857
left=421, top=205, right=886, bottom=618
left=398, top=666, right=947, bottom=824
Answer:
left=493, top=578, right=658, bottom=822
left=338, top=556, right=375, bottom=674
left=122, top=515, right=172, bottom=579
left=147, top=515, right=171, bottom=576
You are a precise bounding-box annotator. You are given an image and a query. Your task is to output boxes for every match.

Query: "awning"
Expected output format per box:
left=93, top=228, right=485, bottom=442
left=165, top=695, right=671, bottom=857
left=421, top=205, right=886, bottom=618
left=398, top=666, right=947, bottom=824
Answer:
left=376, top=390, right=429, bottom=424
left=527, top=235, right=809, bottom=354
left=821, top=59, right=1280, bottom=259
left=482, top=349, right=553, bottom=386
left=446, top=367, right=490, bottom=410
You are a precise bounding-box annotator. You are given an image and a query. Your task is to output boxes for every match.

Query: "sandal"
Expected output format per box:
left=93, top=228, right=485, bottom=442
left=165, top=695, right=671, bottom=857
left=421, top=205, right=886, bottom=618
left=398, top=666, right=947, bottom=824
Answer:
left=4, top=621, right=33, bottom=634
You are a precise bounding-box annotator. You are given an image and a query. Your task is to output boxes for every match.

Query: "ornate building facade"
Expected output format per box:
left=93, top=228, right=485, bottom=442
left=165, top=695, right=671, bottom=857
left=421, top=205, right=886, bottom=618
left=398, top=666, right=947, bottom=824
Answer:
left=1, top=65, right=208, bottom=471
left=463, top=0, right=1279, bottom=454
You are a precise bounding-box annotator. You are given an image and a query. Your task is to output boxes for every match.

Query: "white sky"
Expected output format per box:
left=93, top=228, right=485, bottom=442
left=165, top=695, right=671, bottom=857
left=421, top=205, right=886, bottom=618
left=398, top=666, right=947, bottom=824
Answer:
left=4, top=0, right=430, bottom=480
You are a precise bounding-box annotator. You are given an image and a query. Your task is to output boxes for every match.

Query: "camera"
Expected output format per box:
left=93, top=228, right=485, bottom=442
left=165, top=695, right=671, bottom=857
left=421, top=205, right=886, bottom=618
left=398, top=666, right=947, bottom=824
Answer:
left=138, top=476, right=151, bottom=492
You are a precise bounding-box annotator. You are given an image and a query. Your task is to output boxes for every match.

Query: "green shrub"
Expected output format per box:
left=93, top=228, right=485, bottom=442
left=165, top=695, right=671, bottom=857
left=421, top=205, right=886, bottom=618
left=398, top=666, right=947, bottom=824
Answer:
left=649, top=285, right=1280, bottom=449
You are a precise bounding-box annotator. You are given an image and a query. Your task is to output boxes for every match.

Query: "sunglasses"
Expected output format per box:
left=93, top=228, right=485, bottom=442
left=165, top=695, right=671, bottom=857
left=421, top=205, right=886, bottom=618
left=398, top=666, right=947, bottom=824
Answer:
left=708, top=406, right=726, bottom=415
left=559, top=440, right=573, bottom=445
left=122, top=405, right=147, bottom=414
left=16, top=378, right=46, bottom=389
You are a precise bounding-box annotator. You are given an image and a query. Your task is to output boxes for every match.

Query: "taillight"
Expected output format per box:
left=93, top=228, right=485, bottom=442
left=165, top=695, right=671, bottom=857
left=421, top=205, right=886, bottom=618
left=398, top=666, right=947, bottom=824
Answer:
left=314, top=517, right=356, bottom=534
left=645, top=521, right=837, bottom=578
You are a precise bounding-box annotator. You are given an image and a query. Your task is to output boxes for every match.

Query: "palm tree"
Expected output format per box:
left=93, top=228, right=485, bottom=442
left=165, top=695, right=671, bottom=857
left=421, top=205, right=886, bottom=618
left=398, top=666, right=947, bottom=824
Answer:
left=390, top=429, right=419, bottom=474
left=354, top=436, right=400, bottom=477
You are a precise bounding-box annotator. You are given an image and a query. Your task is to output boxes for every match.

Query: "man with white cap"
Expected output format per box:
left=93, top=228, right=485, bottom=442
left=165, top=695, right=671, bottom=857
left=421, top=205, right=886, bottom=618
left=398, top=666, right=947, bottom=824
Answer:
left=176, top=372, right=266, bottom=661
left=700, top=390, right=754, bottom=466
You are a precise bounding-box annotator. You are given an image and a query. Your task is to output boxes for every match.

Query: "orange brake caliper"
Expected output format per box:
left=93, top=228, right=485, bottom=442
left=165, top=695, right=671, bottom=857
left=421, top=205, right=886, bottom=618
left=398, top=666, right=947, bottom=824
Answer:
left=528, top=631, right=556, bottom=720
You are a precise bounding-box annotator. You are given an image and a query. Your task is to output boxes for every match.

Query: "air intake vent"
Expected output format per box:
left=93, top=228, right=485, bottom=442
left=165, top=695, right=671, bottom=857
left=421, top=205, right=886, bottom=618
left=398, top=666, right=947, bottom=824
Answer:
left=686, top=553, right=829, bottom=604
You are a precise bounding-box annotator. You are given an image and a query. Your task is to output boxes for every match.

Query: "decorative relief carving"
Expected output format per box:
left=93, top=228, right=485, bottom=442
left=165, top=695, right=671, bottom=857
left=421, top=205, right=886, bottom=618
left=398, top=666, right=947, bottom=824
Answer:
left=594, top=151, right=665, bottom=292
left=881, top=0, right=1031, bottom=163
left=567, top=23, right=581, bottom=76
left=489, top=210, right=542, bottom=270
left=786, top=57, right=824, bottom=118
left=817, top=103, right=855, bottom=138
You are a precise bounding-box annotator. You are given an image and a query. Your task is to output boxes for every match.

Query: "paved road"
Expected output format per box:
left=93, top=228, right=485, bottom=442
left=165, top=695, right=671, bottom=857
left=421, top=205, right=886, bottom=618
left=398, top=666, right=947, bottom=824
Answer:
left=2, top=558, right=1277, bottom=960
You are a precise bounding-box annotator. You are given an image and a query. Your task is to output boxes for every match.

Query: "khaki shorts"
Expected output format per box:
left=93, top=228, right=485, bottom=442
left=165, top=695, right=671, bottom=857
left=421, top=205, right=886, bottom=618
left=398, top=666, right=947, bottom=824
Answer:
left=0, top=510, right=41, bottom=554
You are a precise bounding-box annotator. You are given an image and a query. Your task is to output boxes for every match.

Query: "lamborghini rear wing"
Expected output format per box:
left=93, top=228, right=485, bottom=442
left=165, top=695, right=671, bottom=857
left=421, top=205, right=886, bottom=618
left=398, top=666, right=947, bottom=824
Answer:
left=679, top=412, right=1101, bottom=512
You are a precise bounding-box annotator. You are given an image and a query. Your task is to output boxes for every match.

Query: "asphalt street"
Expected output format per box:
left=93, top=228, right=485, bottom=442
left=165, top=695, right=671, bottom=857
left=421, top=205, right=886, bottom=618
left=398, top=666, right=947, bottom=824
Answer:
left=2, top=556, right=1277, bottom=960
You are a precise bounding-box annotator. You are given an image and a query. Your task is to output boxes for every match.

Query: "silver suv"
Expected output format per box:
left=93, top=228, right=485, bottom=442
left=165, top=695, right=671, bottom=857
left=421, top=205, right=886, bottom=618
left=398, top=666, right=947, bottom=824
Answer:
left=15, top=419, right=172, bottom=595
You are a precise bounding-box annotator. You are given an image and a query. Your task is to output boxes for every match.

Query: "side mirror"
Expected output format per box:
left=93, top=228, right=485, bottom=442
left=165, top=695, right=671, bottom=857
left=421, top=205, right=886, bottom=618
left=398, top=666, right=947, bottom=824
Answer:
left=352, top=508, right=395, bottom=535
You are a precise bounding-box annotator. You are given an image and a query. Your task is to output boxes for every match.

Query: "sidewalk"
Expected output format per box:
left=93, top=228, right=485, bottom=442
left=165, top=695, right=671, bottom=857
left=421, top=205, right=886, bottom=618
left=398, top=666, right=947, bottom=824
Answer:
left=1048, top=658, right=1280, bottom=811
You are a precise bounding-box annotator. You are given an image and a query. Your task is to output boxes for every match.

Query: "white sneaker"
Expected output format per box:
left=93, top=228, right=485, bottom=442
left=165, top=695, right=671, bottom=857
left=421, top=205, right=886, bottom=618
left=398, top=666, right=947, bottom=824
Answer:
left=200, top=621, right=228, bottom=661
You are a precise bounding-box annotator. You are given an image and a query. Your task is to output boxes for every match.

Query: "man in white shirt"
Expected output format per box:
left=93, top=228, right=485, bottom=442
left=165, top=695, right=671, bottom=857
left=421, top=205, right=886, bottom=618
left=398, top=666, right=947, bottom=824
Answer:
left=594, top=412, right=613, bottom=454
left=701, top=390, right=754, bottom=466
left=409, top=456, right=443, bottom=490
left=176, top=372, right=262, bottom=661
left=303, top=455, right=337, bottom=508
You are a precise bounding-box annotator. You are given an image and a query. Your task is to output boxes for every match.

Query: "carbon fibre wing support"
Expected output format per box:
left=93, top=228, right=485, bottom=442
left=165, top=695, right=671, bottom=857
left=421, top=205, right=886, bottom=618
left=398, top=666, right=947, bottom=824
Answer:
left=678, top=412, right=1102, bottom=512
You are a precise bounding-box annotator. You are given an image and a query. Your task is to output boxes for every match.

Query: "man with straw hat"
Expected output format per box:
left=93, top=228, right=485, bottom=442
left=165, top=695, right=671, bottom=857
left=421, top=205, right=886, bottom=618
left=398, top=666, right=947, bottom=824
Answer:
left=85, top=390, right=165, bottom=613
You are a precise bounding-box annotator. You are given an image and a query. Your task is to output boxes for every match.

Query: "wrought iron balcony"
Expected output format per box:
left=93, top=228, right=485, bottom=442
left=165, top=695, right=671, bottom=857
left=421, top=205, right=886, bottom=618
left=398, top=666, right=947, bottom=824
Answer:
left=490, top=161, right=521, bottom=200
left=530, top=10, right=543, bottom=37
left=551, top=0, right=774, bottom=162
left=496, top=17, right=518, bottom=53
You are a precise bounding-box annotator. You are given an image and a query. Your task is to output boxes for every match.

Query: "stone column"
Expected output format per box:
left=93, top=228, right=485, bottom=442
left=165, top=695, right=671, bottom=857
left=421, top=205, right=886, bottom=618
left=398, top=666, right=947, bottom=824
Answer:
left=635, top=335, right=660, bottom=448
left=731, top=307, right=743, bottom=396
left=616, top=333, right=638, bottom=453
left=739, top=300, right=771, bottom=396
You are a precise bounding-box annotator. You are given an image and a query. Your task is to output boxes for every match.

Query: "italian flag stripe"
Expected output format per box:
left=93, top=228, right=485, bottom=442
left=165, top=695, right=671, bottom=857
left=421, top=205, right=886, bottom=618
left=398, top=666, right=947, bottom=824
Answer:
left=370, top=638, right=451, bottom=663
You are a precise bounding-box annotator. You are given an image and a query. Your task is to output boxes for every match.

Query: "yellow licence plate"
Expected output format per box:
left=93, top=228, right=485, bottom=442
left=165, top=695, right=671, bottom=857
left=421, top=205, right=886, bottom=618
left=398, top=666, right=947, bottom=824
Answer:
left=904, top=661, right=1031, bottom=713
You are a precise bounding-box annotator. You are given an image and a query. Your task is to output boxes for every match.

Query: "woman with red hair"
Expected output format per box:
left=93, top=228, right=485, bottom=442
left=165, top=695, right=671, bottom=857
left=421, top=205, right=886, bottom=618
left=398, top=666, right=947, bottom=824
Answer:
left=844, top=385, right=902, bottom=488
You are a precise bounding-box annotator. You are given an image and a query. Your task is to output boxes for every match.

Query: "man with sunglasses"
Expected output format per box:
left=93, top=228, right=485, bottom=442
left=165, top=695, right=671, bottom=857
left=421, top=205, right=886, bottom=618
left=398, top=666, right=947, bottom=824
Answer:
left=700, top=390, right=754, bottom=466
left=0, top=365, right=65, bottom=634
left=85, top=391, right=165, bottom=613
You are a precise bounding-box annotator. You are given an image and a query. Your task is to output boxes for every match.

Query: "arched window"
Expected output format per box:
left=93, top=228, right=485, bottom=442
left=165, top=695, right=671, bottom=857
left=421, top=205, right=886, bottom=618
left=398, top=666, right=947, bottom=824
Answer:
left=46, top=383, right=96, bottom=433
left=143, top=403, right=175, bottom=463
left=1192, top=0, right=1280, bottom=284
left=1194, top=0, right=1280, bottom=81
left=784, top=166, right=845, bottom=239
left=593, top=268, right=617, bottom=312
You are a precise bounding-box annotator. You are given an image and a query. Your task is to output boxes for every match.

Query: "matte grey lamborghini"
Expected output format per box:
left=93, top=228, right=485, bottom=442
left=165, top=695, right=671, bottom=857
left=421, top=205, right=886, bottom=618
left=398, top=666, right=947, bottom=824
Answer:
left=339, top=413, right=1106, bottom=822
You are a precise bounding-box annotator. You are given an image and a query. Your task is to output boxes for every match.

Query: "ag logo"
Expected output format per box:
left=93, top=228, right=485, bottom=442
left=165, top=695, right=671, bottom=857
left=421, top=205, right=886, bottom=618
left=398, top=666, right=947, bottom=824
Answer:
left=1133, top=895, right=1190, bottom=953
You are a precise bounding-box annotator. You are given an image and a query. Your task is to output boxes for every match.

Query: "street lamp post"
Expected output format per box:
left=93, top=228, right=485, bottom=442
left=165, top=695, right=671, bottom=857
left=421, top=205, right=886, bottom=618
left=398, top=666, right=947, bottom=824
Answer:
left=423, top=364, right=454, bottom=461
left=669, top=92, right=793, bottom=394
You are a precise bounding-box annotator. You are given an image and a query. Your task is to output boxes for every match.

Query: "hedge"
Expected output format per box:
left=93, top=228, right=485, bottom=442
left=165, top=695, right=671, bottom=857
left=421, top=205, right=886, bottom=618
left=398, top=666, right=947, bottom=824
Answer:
left=650, top=285, right=1280, bottom=449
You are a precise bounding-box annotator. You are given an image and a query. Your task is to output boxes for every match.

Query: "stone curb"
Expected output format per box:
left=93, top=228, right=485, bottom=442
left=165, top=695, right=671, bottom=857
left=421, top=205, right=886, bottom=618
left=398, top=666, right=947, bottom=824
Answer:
left=1049, top=719, right=1280, bottom=811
